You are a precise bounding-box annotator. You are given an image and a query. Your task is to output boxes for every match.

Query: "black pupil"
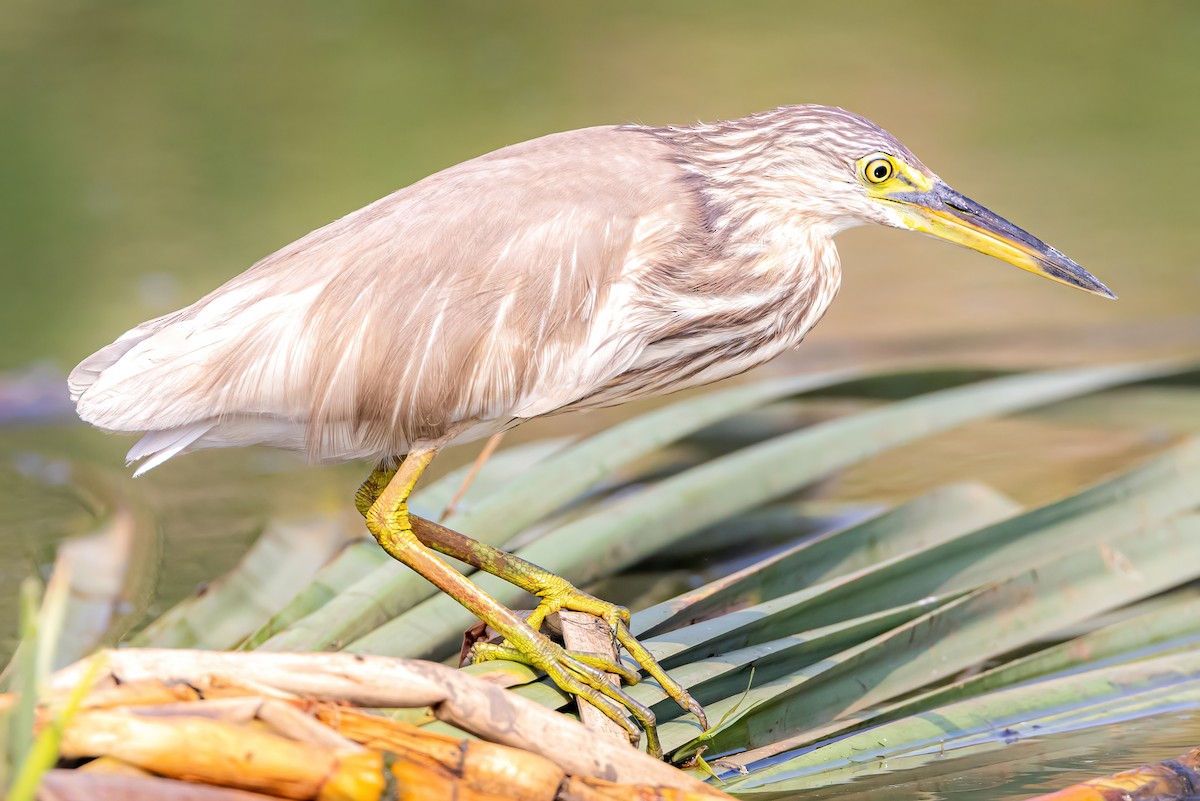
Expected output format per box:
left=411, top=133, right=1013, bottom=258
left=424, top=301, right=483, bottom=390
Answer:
left=873, top=164, right=888, bottom=179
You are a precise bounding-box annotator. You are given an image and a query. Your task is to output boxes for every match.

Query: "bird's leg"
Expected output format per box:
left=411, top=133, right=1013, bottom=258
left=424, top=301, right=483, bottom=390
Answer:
left=355, top=465, right=705, bottom=729
left=407, top=516, right=706, bottom=728
left=361, top=452, right=666, bottom=756
left=357, top=465, right=623, bottom=630
left=354, top=462, right=398, bottom=517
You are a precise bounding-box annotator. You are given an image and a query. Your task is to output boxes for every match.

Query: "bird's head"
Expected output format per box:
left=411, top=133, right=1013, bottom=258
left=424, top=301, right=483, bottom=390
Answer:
left=755, top=105, right=1115, bottom=299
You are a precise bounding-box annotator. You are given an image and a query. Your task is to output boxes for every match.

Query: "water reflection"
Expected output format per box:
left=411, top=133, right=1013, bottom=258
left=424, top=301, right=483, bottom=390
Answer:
left=785, top=710, right=1200, bottom=801
left=0, top=421, right=369, bottom=658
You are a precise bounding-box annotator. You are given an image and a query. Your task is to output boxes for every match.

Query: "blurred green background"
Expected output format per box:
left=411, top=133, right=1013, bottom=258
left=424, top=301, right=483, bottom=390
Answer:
left=3, top=1, right=1199, bottom=374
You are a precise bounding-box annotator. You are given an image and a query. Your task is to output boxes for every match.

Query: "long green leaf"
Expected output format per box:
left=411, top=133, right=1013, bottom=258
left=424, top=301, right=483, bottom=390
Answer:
left=726, top=587, right=1200, bottom=770
left=874, top=590, right=1200, bottom=725
left=481, top=437, right=1200, bottom=746
left=676, top=511, right=1200, bottom=758
left=131, top=513, right=352, bottom=650
left=348, top=361, right=1191, bottom=661
left=7, top=656, right=103, bottom=801
left=258, top=370, right=862, bottom=652
left=656, top=436, right=1200, bottom=659
left=237, top=540, right=385, bottom=650
left=724, top=648, right=1200, bottom=794
left=241, top=438, right=574, bottom=649
left=633, top=481, right=1020, bottom=637
left=5, top=580, right=40, bottom=782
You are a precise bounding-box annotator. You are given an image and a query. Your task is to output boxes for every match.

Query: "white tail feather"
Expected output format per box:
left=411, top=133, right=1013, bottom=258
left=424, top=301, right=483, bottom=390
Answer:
left=68, top=311, right=181, bottom=403
left=128, top=422, right=215, bottom=477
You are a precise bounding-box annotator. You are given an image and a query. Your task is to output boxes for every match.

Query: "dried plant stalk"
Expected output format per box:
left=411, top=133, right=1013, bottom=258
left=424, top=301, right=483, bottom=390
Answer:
left=379, top=751, right=519, bottom=801
left=257, top=700, right=364, bottom=752
left=315, top=705, right=564, bottom=800
left=57, top=710, right=375, bottom=800
left=49, top=649, right=719, bottom=794
left=559, top=611, right=628, bottom=745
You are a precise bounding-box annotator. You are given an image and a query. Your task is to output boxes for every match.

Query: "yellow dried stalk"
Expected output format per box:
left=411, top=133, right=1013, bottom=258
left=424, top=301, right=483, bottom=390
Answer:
left=315, top=704, right=564, bottom=800
left=378, top=750, right=519, bottom=801
left=315, top=705, right=732, bottom=801
left=39, top=651, right=735, bottom=799
left=258, top=700, right=365, bottom=752
left=54, top=707, right=564, bottom=800
left=58, top=710, right=377, bottom=800
left=49, top=648, right=718, bottom=793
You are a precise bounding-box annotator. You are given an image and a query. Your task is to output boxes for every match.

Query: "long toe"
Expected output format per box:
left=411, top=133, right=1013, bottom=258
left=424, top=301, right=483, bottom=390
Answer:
left=614, top=620, right=708, bottom=729
left=527, top=582, right=706, bottom=732
left=468, top=631, right=664, bottom=758
left=527, top=579, right=631, bottom=631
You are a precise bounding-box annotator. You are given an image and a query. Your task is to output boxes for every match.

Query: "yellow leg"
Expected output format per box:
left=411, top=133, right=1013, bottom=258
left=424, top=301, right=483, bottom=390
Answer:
left=361, top=453, right=667, bottom=756
left=357, top=463, right=706, bottom=729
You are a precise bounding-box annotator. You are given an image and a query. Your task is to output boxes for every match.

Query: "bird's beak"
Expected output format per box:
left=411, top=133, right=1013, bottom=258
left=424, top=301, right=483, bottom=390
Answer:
left=884, top=183, right=1116, bottom=299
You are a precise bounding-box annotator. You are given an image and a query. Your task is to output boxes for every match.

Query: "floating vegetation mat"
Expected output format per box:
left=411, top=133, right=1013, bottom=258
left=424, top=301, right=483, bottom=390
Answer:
left=4, top=649, right=727, bottom=800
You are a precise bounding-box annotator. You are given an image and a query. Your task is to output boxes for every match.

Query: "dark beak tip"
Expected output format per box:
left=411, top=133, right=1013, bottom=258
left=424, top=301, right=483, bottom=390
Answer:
left=1083, top=275, right=1118, bottom=300
left=1055, top=258, right=1115, bottom=300
left=1080, top=280, right=1117, bottom=300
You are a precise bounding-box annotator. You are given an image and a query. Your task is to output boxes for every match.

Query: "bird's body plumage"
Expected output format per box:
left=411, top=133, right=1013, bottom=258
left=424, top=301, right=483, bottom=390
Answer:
left=69, top=104, right=1114, bottom=750
left=71, top=109, right=886, bottom=471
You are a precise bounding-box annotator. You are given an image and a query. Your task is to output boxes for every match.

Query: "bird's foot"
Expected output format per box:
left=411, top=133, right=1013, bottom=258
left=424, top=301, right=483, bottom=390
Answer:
left=467, top=629, right=663, bottom=757
left=524, top=576, right=708, bottom=732
left=525, top=575, right=630, bottom=637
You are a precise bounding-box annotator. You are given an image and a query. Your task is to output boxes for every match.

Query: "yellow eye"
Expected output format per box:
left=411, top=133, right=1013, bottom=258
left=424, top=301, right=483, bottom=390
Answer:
left=864, top=156, right=894, bottom=184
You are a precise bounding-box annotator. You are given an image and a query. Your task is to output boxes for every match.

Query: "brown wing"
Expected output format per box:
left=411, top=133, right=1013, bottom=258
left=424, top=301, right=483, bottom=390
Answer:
left=70, top=126, right=699, bottom=462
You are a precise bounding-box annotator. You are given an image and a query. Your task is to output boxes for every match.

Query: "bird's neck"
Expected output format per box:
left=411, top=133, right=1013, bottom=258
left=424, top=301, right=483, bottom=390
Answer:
left=609, top=129, right=845, bottom=398
left=646, top=119, right=861, bottom=239
left=650, top=128, right=846, bottom=341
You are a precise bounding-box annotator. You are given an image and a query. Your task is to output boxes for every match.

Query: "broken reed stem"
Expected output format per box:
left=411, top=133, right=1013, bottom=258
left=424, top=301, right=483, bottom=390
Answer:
left=40, top=690, right=729, bottom=800
left=58, top=709, right=537, bottom=801
left=440, top=431, right=506, bottom=521
left=559, top=610, right=629, bottom=745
